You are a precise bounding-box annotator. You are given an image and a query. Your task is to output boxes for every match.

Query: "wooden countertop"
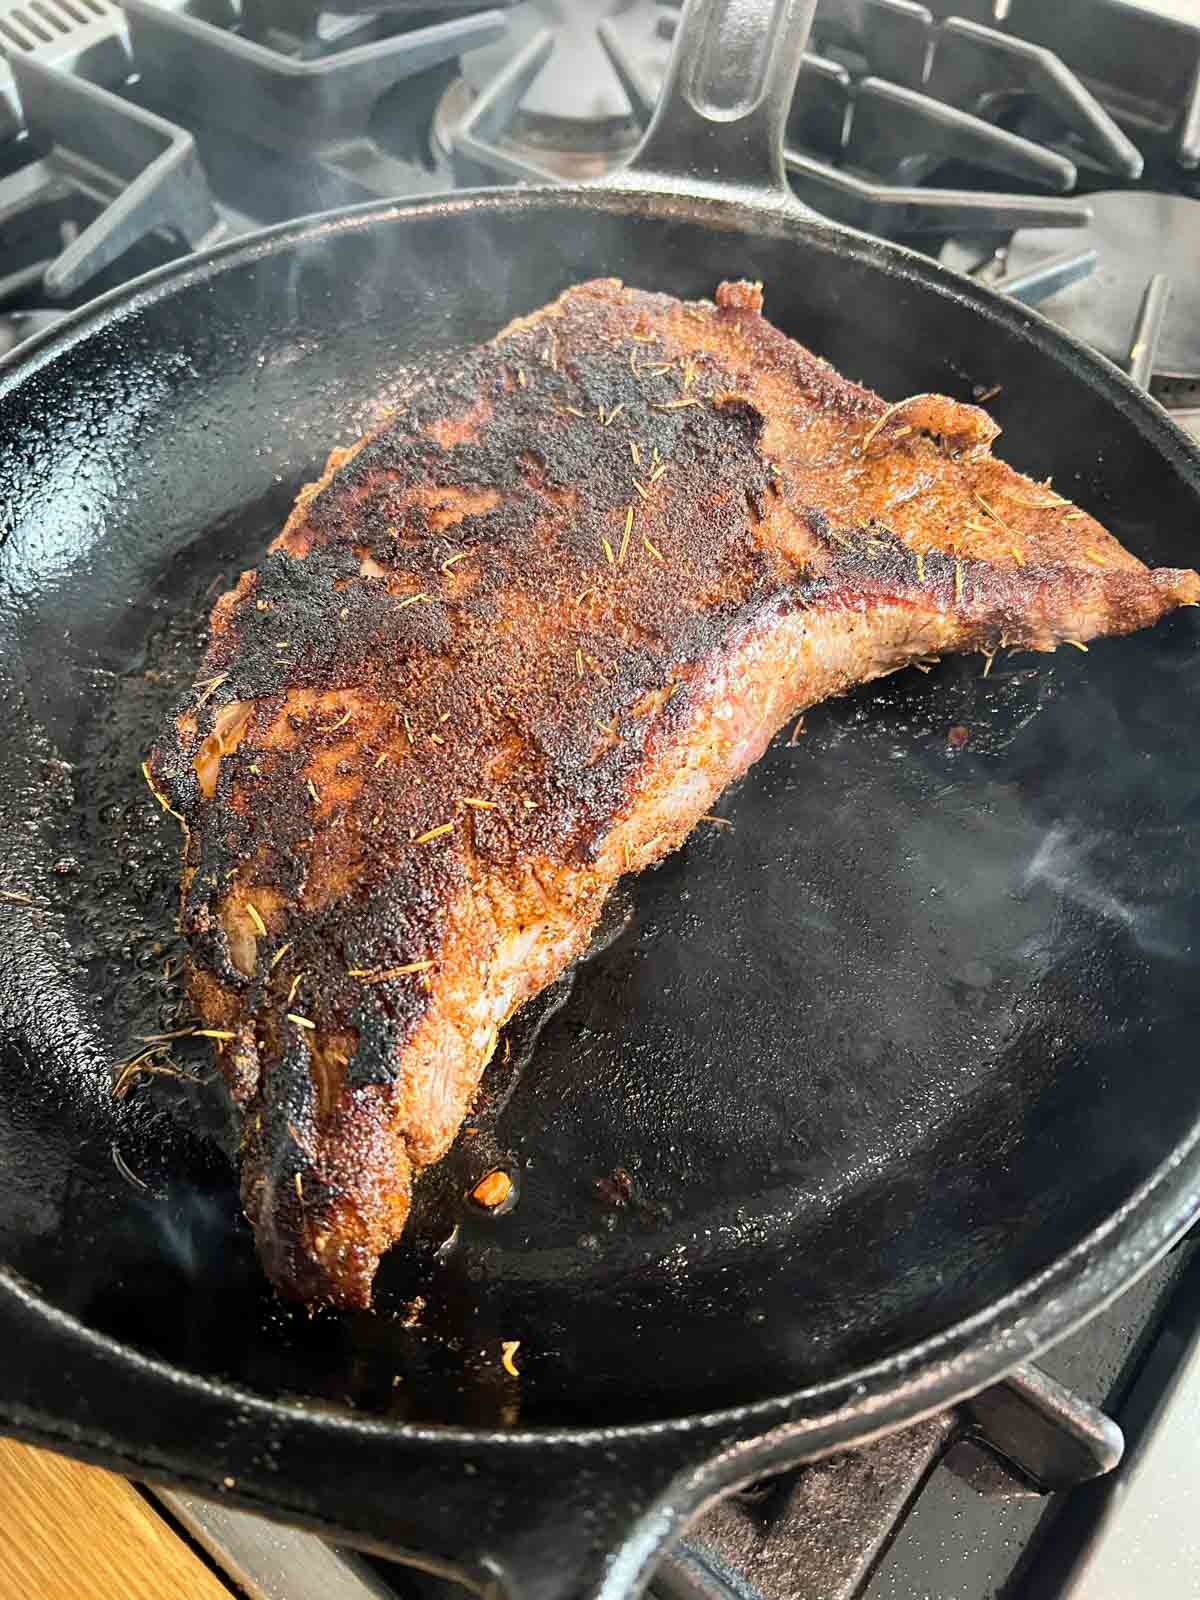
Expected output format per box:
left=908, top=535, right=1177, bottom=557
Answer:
left=0, top=1438, right=231, bottom=1600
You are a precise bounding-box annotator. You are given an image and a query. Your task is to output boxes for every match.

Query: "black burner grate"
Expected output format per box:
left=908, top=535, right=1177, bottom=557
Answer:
left=447, top=0, right=1149, bottom=237
left=122, top=0, right=506, bottom=159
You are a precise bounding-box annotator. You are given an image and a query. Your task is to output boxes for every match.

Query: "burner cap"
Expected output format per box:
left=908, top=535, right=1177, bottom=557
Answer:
left=434, top=0, right=670, bottom=180
left=999, top=191, right=1200, bottom=382
left=458, top=0, right=668, bottom=122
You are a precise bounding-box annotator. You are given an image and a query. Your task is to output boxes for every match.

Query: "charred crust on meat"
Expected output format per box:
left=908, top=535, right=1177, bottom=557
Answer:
left=150, top=277, right=1200, bottom=1306
left=157, top=284, right=783, bottom=1041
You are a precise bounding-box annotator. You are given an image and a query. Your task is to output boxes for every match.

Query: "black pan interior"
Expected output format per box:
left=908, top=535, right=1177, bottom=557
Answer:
left=1, top=195, right=1198, bottom=1430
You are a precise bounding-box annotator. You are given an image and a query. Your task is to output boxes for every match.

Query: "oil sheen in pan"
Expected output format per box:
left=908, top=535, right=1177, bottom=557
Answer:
left=23, top=476, right=1200, bottom=1427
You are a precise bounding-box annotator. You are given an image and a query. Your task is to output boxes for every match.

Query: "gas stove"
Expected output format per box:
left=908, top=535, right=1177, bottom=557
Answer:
left=4, top=1, right=1200, bottom=1596
left=3, top=0, right=1200, bottom=440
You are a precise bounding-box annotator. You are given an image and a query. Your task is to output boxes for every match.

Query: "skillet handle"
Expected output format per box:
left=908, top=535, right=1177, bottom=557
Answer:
left=467, top=1426, right=800, bottom=1600
left=469, top=1444, right=704, bottom=1600
left=619, top=0, right=820, bottom=212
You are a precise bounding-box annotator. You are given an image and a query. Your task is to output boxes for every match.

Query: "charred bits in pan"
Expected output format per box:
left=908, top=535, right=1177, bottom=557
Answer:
left=468, top=1166, right=519, bottom=1215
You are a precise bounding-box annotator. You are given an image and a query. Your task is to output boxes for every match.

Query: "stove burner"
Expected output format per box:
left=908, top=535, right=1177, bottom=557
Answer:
left=432, top=0, right=667, bottom=182
left=460, top=0, right=666, bottom=121
left=659, top=1363, right=1124, bottom=1600
left=954, top=190, right=1200, bottom=383
left=434, top=72, right=640, bottom=181
left=122, top=0, right=507, bottom=162
left=0, top=0, right=513, bottom=308
left=2, top=49, right=222, bottom=300
left=0, top=0, right=1169, bottom=323
left=1007, top=0, right=1200, bottom=170
left=437, top=0, right=1138, bottom=236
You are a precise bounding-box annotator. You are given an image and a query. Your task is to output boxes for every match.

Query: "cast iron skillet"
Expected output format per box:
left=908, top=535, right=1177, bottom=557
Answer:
left=1, top=0, right=1200, bottom=1594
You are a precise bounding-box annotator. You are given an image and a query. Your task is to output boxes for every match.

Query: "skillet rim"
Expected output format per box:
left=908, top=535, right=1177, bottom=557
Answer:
left=2, top=183, right=1200, bottom=1450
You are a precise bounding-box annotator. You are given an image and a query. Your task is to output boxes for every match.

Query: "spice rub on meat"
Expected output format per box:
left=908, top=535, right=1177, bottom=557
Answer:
left=151, top=278, right=1200, bottom=1308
